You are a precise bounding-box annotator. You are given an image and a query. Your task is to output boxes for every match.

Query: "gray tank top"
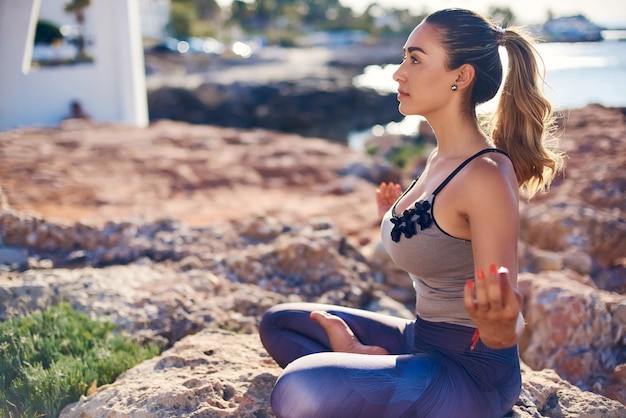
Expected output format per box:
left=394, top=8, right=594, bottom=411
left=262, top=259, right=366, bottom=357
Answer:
left=380, top=149, right=508, bottom=327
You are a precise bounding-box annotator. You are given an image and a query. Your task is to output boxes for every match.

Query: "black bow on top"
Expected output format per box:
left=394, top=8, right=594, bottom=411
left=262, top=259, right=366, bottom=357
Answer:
left=390, top=200, right=433, bottom=242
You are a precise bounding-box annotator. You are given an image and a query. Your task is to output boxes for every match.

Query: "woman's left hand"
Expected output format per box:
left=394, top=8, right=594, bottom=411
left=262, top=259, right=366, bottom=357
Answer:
left=376, top=182, right=402, bottom=218
left=463, top=264, right=523, bottom=349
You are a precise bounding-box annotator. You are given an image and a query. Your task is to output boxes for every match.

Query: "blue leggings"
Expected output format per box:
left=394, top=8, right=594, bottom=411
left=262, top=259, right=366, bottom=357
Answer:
left=259, top=302, right=521, bottom=418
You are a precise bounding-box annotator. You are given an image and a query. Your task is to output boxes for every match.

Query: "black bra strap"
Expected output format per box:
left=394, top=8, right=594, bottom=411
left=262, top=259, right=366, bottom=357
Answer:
left=432, top=149, right=509, bottom=196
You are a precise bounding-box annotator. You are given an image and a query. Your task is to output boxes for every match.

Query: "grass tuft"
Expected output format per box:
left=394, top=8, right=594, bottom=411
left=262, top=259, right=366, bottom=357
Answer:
left=0, top=303, right=160, bottom=417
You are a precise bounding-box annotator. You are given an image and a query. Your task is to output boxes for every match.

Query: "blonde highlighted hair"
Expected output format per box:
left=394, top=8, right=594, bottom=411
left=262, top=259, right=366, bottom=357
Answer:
left=489, top=27, right=564, bottom=198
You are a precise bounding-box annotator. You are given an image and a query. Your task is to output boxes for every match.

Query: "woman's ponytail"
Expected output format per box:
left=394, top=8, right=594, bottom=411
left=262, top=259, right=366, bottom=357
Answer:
left=489, top=28, right=564, bottom=198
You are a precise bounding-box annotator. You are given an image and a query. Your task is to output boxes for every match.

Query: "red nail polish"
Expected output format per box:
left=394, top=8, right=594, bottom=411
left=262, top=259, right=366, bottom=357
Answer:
left=476, top=269, right=485, bottom=280
left=489, top=264, right=497, bottom=275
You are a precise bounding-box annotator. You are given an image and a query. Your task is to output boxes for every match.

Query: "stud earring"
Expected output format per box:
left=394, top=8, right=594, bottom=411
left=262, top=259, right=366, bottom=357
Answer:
left=451, top=85, right=458, bottom=91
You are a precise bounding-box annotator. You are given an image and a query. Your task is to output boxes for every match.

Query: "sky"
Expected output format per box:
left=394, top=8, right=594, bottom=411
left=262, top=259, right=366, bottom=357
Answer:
left=216, top=0, right=626, bottom=27
left=341, top=0, right=626, bottom=27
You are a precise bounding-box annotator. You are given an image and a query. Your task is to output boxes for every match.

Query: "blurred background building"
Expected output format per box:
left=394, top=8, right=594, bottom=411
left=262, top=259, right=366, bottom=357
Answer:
left=0, top=0, right=148, bottom=131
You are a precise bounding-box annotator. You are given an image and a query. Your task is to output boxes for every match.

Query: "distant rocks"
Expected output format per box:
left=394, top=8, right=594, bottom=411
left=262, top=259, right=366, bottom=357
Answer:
left=148, top=80, right=403, bottom=141
left=145, top=43, right=406, bottom=142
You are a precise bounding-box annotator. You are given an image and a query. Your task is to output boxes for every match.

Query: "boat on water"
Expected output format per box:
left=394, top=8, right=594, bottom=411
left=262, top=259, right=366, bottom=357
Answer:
left=542, top=15, right=604, bottom=42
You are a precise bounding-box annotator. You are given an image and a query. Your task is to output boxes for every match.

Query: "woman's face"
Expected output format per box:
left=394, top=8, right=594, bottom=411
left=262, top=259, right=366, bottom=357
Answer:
left=393, top=23, right=458, bottom=117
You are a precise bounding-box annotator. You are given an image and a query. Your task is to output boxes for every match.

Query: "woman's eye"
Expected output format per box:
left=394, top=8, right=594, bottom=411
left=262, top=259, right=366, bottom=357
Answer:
left=401, top=54, right=419, bottom=64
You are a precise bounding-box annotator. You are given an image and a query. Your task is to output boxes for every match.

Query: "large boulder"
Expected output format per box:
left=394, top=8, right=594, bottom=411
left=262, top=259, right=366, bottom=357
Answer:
left=518, top=270, right=626, bottom=405
left=60, top=329, right=279, bottom=418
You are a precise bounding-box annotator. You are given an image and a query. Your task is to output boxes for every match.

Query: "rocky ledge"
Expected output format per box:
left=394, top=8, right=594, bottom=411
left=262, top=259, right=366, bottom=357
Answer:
left=0, top=104, right=625, bottom=417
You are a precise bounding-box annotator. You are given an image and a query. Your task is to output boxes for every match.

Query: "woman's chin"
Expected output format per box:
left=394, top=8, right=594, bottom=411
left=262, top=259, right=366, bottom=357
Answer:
left=397, top=105, right=415, bottom=117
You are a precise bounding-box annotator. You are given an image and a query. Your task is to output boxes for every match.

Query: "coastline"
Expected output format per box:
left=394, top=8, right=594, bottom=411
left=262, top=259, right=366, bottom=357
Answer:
left=144, top=40, right=626, bottom=143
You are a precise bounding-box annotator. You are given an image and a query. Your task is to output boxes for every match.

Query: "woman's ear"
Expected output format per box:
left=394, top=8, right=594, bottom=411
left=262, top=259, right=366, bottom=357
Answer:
left=455, top=63, right=476, bottom=90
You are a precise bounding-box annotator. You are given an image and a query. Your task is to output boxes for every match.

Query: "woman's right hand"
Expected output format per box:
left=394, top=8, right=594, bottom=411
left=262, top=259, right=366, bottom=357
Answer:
left=376, top=182, right=402, bottom=218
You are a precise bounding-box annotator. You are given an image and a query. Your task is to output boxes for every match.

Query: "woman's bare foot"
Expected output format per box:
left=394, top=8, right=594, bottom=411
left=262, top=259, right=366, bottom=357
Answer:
left=310, top=311, right=389, bottom=355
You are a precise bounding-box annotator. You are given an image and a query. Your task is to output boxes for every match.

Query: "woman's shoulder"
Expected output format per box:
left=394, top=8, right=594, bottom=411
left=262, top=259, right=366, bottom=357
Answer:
left=458, top=150, right=518, bottom=203
left=467, top=149, right=515, bottom=183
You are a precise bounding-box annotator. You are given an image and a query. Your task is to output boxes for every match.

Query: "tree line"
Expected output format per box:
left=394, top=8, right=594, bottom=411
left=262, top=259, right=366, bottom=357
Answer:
left=167, top=0, right=517, bottom=45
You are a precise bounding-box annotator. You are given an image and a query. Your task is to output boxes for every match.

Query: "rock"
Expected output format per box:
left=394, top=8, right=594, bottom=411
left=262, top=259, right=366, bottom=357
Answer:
left=0, top=246, right=28, bottom=269
left=510, top=363, right=626, bottom=417
left=0, top=215, right=384, bottom=345
left=148, top=81, right=403, bottom=141
left=518, top=271, right=626, bottom=404
left=518, top=105, right=626, bottom=294
left=59, top=330, right=626, bottom=418
left=59, top=329, right=280, bottom=417
left=519, top=202, right=626, bottom=275
left=0, top=185, right=8, bottom=210
left=3, top=212, right=626, bottom=416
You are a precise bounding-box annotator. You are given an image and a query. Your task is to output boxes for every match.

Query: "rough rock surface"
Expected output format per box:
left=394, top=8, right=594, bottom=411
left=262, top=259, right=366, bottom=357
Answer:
left=59, top=330, right=626, bottom=418
left=60, top=329, right=280, bottom=418
left=1, top=104, right=625, bottom=417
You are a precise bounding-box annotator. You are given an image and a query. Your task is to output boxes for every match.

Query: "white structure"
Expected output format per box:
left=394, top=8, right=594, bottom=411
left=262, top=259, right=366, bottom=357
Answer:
left=0, top=0, right=148, bottom=131
left=139, top=0, right=170, bottom=40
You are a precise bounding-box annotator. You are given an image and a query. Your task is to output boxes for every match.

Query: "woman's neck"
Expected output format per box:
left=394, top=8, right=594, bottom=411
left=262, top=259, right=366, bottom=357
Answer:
left=426, top=110, right=489, bottom=158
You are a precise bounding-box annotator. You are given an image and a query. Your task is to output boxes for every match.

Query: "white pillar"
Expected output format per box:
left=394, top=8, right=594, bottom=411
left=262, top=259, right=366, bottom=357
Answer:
left=113, top=0, right=149, bottom=127
left=0, top=0, right=40, bottom=128
left=0, top=0, right=40, bottom=75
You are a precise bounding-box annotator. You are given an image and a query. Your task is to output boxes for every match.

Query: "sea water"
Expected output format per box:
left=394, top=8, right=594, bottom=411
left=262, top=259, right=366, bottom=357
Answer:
left=350, top=39, right=626, bottom=148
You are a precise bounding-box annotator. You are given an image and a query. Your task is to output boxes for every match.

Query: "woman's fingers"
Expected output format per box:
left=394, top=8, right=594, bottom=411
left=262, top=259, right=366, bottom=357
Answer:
left=473, top=267, right=499, bottom=311
left=465, top=264, right=522, bottom=348
left=466, top=265, right=515, bottom=313
left=463, top=279, right=476, bottom=313
left=498, top=266, right=520, bottom=308
left=487, top=264, right=506, bottom=311
left=376, top=182, right=402, bottom=217
left=377, top=182, right=401, bottom=201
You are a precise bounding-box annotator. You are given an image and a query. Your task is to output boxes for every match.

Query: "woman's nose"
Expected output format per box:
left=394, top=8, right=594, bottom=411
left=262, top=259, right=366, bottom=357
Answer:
left=392, top=65, right=404, bottom=83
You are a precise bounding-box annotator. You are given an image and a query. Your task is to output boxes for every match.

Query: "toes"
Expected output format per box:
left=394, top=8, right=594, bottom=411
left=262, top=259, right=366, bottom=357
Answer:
left=310, top=310, right=333, bottom=325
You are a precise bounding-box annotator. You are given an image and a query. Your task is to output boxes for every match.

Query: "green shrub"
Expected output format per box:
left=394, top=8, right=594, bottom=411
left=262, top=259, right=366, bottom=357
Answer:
left=0, top=303, right=160, bottom=418
left=388, top=142, right=427, bottom=170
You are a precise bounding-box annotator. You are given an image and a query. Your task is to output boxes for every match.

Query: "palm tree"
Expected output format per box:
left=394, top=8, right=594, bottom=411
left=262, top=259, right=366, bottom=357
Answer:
left=64, top=0, right=91, bottom=60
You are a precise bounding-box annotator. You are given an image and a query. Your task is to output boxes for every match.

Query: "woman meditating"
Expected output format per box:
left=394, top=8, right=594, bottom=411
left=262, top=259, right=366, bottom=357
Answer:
left=260, top=8, right=563, bottom=418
